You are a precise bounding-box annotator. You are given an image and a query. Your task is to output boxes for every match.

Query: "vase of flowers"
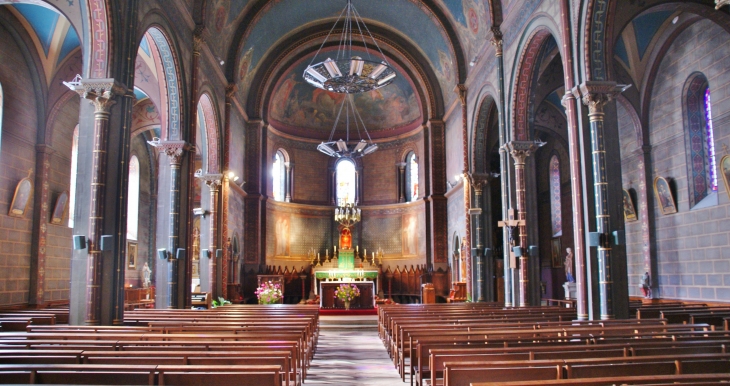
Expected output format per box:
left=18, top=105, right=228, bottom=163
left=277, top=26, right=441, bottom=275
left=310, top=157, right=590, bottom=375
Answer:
left=255, top=281, right=283, bottom=304
left=334, top=283, right=360, bottom=310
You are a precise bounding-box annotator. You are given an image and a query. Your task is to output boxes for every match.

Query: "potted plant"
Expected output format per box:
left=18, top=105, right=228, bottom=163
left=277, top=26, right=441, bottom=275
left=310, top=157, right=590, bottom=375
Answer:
left=334, top=283, right=360, bottom=310
left=255, top=281, right=283, bottom=304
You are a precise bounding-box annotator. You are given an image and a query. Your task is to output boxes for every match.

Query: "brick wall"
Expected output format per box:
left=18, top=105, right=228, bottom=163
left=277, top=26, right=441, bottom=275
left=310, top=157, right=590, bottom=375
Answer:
left=291, top=147, right=329, bottom=204
left=645, top=19, right=730, bottom=301
left=44, top=96, right=79, bottom=302
left=362, top=147, right=397, bottom=204
left=0, top=23, right=38, bottom=305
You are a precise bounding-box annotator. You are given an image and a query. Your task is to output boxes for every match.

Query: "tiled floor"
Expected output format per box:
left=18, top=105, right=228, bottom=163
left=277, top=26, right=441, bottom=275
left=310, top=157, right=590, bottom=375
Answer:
left=305, top=327, right=402, bottom=385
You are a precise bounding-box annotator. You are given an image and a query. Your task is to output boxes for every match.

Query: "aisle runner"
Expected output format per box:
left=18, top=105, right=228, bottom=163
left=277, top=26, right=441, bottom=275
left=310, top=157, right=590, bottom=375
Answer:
left=306, top=328, right=401, bottom=385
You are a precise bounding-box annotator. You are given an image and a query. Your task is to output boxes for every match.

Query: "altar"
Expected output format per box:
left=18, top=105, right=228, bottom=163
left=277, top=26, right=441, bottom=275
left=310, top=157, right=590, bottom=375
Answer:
left=320, top=281, right=375, bottom=309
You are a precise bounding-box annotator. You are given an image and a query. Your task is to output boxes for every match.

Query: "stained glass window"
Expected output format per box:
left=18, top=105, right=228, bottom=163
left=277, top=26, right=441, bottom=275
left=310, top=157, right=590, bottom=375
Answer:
left=406, top=152, right=418, bottom=202
left=550, top=155, right=562, bottom=236
left=704, top=87, right=717, bottom=192
left=126, top=156, right=139, bottom=240
left=336, top=159, right=356, bottom=206
left=272, top=151, right=285, bottom=201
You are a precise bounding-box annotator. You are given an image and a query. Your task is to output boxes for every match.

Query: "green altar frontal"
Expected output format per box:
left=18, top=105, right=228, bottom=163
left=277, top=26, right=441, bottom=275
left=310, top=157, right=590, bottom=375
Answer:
left=338, top=249, right=355, bottom=270
left=314, top=270, right=379, bottom=280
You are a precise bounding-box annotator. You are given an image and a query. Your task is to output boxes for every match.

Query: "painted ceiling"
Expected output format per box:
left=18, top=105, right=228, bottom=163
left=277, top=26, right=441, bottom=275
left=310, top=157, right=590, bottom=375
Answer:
left=3, top=2, right=80, bottom=85
left=268, top=47, right=422, bottom=140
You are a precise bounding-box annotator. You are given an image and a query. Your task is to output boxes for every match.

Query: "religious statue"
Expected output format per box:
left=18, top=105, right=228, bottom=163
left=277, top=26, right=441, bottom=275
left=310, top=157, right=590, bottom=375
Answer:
left=564, top=248, right=574, bottom=283
left=142, top=262, right=152, bottom=288
left=639, top=272, right=651, bottom=298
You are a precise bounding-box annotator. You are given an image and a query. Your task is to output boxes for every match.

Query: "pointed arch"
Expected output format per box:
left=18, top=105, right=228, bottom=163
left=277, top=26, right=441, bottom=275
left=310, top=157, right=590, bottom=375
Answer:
left=683, top=72, right=718, bottom=209
left=197, top=93, right=220, bottom=173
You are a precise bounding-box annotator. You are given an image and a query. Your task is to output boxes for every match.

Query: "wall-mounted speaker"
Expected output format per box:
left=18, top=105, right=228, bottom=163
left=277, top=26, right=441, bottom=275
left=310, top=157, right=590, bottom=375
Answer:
left=203, top=249, right=211, bottom=258
left=72, top=235, right=87, bottom=250
left=512, top=246, right=522, bottom=257
left=157, top=248, right=168, bottom=260
left=100, top=235, right=113, bottom=251
left=528, top=245, right=538, bottom=257
left=588, top=232, right=603, bottom=247
left=215, top=249, right=223, bottom=259
left=484, top=248, right=492, bottom=258
left=176, top=248, right=186, bottom=260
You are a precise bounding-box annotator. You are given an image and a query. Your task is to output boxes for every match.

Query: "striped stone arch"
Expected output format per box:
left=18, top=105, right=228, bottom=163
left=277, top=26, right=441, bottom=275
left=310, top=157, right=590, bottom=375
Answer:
left=146, top=27, right=182, bottom=141
left=86, top=0, right=110, bottom=78
left=471, top=94, right=497, bottom=174
left=512, top=28, right=553, bottom=141
left=197, top=93, right=220, bottom=174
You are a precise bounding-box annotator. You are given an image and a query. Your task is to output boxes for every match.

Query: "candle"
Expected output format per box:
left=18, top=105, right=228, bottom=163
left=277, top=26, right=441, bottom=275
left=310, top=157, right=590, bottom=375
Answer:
left=372, top=252, right=375, bottom=258
left=364, top=249, right=367, bottom=257
left=356, top=246, right=358, bottom=253
left=334, top=245, right=337, bottom=253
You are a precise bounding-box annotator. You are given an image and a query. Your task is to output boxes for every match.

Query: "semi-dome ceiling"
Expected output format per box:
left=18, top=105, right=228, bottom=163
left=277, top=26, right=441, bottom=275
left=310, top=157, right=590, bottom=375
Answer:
left=267, top=47, right=423, bottom=140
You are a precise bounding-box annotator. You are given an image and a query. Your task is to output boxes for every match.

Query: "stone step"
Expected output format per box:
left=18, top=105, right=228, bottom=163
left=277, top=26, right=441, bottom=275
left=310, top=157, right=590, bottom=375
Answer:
left=319, top=315, right=378, bottom=330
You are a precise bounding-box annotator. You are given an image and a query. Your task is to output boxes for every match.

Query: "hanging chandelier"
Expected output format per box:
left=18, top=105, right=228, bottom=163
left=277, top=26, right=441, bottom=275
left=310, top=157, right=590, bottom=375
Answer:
left=303, top=0, right=397, bottom=94
left=304, top=0, right=395, bottom=158
left=334, top=202, right=361, bottom=229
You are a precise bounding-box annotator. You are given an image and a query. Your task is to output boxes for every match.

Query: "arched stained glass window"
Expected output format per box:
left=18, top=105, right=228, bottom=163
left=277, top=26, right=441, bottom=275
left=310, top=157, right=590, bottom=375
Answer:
left=549, top=154, right=562, bottom=236
left=406, top=152, right=419, bottom=202
left=68, top=125, right=79, bottom=228
left=127, top=156, right=140, bottom=240
left=336, top=159, right=356, bottom=206
left=684, top=73, right=718, bottom=208
left=272, top=150, right=285, bottom=201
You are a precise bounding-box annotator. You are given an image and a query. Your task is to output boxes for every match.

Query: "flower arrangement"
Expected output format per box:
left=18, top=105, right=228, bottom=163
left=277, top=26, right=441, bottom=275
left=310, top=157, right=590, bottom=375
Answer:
left=334, top=283, right=360, bottom=302
left=255, top=281, right=283, bottom=304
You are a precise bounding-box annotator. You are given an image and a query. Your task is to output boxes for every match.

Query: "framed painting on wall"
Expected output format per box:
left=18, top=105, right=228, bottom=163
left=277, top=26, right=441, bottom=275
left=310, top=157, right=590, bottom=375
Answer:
left=50, top=191, right=69, bottom=224
left=8, top=170, right=33, bottom=218
left=127, top=241, right=137, bottom=269
left=622, top=189, right=638, bottom=222
left=551, top=237, right=562, bottom=268
left=721, top=155, right=730, bottom=201
left=653, top=176, right=677, bottom=215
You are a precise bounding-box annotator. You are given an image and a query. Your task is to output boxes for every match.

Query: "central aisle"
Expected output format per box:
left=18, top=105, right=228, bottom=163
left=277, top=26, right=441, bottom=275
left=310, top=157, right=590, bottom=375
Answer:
left=306, top=315, right=402, bottom=385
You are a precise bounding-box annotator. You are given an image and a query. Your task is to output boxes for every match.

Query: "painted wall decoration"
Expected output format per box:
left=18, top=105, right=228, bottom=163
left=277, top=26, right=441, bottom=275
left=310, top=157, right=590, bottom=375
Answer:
left=721, top=155, right=730, bottom=201
left=9, top=170, right=33, bottom=218
left=623, top=189, right=637, bottom=222
left=238, top=0, right=457, bottom=106
left=653, top=176, right=677, bottom=215
left=441, top=0, right=489, bottom=61
left=268, top=48, right=421, bottom=139
left=402, top=213, right=418, bottom=257
left=273, top=213, right=290, bottom=257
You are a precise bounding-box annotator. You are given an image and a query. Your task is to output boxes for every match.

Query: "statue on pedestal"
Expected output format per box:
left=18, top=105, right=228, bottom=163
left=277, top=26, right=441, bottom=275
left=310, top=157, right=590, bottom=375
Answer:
left=639, top=272, right=651, bottom=298
left=564, top=248, right=574, bottom=283
left=142, top=262, right=152, bottom=288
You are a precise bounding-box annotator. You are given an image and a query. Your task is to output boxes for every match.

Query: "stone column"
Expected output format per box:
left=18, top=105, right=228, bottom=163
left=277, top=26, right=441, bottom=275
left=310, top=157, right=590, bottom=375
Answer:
left=69, top=79, right=125, bottom=324
left=491, top=27, right=515, bottom=307
left=470, top=174, right=491, bottom=302
left=397, top=162, right=406, bottom=203
left=425, top=119, right=448, bottom=267
left=149, top=141, right=188, bottom=308
left=200, top=174, right=223, bottom=298
left=244, top=120, right=265, bottom=266
left=284, top=161, right=293, bottom=202
left=456, top=84, right=473, bottom=300
left=576, top=82, right=627, bottom=320
left=29, top=147, right=50, bottom=306
left=505, top=141, right=542, bottom=307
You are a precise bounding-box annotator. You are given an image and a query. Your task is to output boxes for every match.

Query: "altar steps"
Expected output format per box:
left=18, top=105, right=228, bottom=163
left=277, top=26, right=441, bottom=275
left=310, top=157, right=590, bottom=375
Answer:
left=319, top=315, right=378, bottom=330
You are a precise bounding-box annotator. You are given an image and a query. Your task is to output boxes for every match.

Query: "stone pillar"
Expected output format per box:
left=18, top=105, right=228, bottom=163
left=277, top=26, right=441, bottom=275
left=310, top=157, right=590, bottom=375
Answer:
left=149, top=141, right=188, bottom=308
left=29, top=147, right=50, bottom=306
left=284, top=161, right=293, bottom=202
left=505, top=141, right=541, bottom=307
left=244, top=120, right=265, bottom=266
left=68, top=80, right=125, bottom=324
left=491, top=27, right=514, bottom=307
left=470, top=174, right=491, bottom=302
left=200, top=174, right=223, bottom=298
left=456, top=84, right=473, bottom=300
left=576, top=82, right=627, bottom=320
left=425, top=119, right=448, bottom=267
left=562, top=92, right=589, bottom=320
left=638, top=145, right=657, bottom=298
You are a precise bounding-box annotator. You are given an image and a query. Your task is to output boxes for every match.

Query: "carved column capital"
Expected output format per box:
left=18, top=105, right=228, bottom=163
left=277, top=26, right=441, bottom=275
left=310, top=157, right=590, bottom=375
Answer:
left=560, top=92, right=576, bottom=109
left=455, top=84, right=467, bottom=106
left=470, top=172, right=497, bottom=194
left=717, top=0, right=730, bottom=9
left=66, top=78, right=125, bottom=115
left=490, top=27, right=503, bottom=57
left=504, top=140, right=544, bottom=165
left=148, top=140, right=190, bottom=166
left=199, top=173, right=224, bottom=191
left=575, top=82, right=630, bottom=119
left=396, top=162, right=406, bottom=171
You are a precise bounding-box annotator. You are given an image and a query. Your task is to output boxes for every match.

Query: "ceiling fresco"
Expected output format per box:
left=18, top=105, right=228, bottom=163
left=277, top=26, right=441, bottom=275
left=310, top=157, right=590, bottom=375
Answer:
left=268, top=47, right=422, bottom=140
left=236, top=0, right=457, bottom=108
left=439, top=0, right=490, bottom=63
left=4, top=3, right=80, bottom=85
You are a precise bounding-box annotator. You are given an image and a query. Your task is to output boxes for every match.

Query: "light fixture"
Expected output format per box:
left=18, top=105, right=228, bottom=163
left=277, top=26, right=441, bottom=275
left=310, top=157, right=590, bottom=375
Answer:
left=334, top=202, right=361, bottom=229
left=302, top=0, right=396, bottom=94
left=315, top=93, right=379, bottom=158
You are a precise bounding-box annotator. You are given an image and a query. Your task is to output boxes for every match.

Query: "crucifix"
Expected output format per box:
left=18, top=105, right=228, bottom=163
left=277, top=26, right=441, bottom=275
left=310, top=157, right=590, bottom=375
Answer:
left=498, top=208, right=524, bottom=269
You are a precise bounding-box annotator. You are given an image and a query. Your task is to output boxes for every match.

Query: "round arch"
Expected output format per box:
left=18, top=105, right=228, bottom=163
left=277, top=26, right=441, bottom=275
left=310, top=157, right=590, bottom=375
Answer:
left=197, top=93, right=220, bottom=173
left=470, top=93, right=498, bottom=174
